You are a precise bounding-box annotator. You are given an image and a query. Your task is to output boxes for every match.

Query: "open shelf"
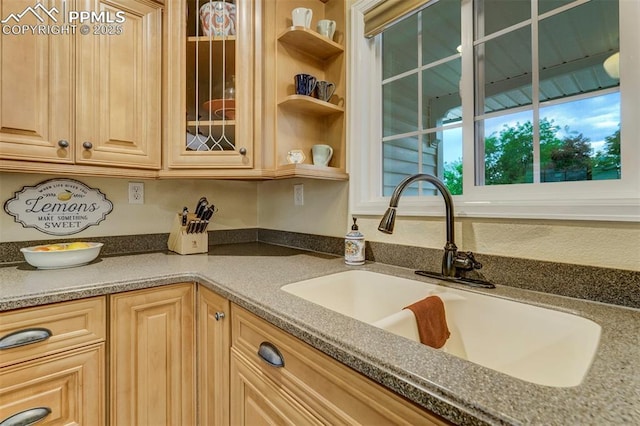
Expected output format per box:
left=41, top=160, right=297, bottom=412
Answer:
left=275, top=163, right=348, bottom=180
left=278, top=95, right=344, bottom=115
left=277, top=27, right=343, bottom=60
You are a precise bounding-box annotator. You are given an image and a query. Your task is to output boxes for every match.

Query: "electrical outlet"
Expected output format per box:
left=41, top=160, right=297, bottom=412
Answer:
left=293, top=184, right=304, bottom=206
left=128, top=182, right=144, bottom=204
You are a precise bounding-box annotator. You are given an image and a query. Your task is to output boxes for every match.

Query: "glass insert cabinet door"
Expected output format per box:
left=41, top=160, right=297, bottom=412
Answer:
left=166, top=0, right=254, bottom=169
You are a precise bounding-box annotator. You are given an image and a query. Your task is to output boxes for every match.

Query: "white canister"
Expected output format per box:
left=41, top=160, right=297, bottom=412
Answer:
left=200, top=1, right=237, bottom=36
left=345, top=217, right=365, bottom=265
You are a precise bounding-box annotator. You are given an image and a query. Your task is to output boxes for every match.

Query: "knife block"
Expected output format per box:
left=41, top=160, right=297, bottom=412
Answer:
left=167, top=213, right=208, bottom=255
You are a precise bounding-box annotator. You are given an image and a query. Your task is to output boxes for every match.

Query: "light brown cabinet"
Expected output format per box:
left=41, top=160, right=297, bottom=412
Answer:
left=198, top=285, right=230, bottom=426
left=3, top=284, right=448, bottom=426
left=162, top=0, right=261, bottom=177
left=109, top=283, right=196, bottom=426
left=230, top=303, right=449, bottom=425
left=263, top=0, right=348, bottom=180
left=0, top=0, right=162, bottom=176
left=0, top=297, right=106, bottom=425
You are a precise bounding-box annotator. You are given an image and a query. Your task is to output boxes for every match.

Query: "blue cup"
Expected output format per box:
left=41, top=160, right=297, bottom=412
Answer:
left=294, top=73, right=317, bottom=96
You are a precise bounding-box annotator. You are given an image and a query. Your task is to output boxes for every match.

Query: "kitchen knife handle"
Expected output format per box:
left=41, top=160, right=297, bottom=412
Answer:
left=181, top=208, right=188, bottom=226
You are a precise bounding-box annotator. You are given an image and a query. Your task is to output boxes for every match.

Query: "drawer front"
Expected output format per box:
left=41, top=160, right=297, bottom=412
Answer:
left=230, top=350, right=322, bottom=426
left=0, top=297, right=106, bottom=368
left=0, top=343, right=105, bottom=426
left=231, top=304, right=449, bottom=426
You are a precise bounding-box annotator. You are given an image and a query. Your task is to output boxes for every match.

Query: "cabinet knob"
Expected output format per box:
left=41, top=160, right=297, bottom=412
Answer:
left=82, top=141, right=93, bottom=150
left=214, top=312, right=225, bottom=321
left=0, top=407, right=51, bottom=426
left=57, top=139, right=69, bottom=148
left=257, top=341, right=285, bottom=368
left=0, top=327, right=52, bottom=350
left=239, top=147, right=247, bottom=156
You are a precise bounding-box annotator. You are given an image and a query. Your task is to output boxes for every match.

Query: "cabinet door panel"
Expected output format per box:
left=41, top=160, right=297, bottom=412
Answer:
left=198, top=286, right=230, bottom=426
left=163, top=0, right=255, bottom=171
left=0, top=344, right=105, bottom=426
left=110, top=283, right=195, bottom=426
left=76, top=0, right=161, bottom=169
left=0, top=0, right=73, bottom=163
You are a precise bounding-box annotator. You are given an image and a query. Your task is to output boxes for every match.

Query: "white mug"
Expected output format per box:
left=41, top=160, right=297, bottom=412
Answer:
left=317, top=19, right=336, bottom=40
left=312, top=144, right=333, bottom=167
left=292, top=7, right=312, bottom=28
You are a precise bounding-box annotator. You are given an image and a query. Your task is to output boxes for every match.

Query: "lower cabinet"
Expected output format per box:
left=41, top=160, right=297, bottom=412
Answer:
left=1, top=284, right=450, bottom=426
left=0, top=297, right=106, bottom=425
left=109, top=283, right=196, bottom=426
left=230, top=304, right=450, bottom=426
left=198, top=286, right=230, bottom=426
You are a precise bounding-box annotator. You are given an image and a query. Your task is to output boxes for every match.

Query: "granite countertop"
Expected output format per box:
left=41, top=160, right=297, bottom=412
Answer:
left=1, top=242, right=638, bottom=425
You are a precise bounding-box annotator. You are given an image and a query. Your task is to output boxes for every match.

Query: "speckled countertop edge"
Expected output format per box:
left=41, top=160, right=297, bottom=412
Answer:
left=0, top=244, right=638, bottom=425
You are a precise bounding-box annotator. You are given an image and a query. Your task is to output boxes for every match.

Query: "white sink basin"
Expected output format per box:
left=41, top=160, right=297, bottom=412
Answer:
left=281, top=270, right=601, bottom=387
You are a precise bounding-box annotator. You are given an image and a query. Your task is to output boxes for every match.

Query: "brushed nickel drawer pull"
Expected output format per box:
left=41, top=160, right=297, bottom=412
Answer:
left=0, top=406, right=51, bottom=426
left=258, top=341, right=284, bottom=368
left=214, top=312, right=225, bottom=321
left=0, top=328, right=52, bottom=350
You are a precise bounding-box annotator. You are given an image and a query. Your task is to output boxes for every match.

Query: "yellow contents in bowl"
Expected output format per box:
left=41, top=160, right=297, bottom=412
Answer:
left=66, top=242, right=91, bottom=250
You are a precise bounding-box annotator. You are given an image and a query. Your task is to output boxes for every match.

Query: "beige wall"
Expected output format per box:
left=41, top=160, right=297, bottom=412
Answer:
left=257, top=178, right=349, bottom=237
left=356, top=216, right=640, bottom=271
left=0, top=173, right=258, bottom=242
left=256, top=179, right=639, bottom=272
left=2, top=173, right=638, bottom=271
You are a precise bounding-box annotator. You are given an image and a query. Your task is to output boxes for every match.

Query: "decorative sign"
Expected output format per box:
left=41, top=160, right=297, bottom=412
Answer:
left=4, top=178, right=113, bottom=236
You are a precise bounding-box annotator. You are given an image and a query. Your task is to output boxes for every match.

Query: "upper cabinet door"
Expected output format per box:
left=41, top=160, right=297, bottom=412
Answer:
left=0, top=0, right=73, bottom=163
left=76, top=0, right=162, bottom=169
left=163, top=0, right=256, bottom=173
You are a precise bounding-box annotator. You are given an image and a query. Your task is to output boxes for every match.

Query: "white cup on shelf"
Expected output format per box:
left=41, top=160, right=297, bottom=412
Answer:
left=312, top=144, right=333, bottom=167
left=317, top=19, right=336, bottom=40
left=292, top=7, right=312, bottom=28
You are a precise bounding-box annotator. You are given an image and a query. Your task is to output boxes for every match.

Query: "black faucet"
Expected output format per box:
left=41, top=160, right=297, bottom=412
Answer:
left=378, top=173, right=494, bottom=288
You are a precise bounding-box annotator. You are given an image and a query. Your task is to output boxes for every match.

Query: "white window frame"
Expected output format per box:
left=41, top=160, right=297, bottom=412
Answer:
left=348, top=0, right=640, bottom=221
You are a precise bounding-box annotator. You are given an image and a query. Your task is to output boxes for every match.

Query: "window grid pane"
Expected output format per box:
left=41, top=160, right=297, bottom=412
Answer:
left=381, top=3, right=462, bottom=196
left=474, top=0, right=620, bottom=186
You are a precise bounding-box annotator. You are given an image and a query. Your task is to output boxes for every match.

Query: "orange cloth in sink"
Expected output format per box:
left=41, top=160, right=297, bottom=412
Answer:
left=403, top=295, right=450, bottom=349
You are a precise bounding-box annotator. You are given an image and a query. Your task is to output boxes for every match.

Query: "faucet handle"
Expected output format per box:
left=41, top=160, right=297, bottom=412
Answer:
left=455, top=251, right=483, bottom=271
left=465, top=252, right=483, bottom=269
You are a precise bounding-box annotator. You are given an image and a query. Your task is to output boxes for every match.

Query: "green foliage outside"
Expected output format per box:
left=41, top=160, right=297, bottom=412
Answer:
left=443, top=119, right=621, bottom=194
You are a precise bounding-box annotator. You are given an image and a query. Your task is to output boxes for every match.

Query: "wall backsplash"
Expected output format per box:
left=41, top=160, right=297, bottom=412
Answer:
left=2, top=174, right=638, bottom=308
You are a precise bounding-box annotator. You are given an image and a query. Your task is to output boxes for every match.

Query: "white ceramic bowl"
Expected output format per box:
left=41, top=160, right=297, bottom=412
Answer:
left=20, top=242, right=104, bottom=269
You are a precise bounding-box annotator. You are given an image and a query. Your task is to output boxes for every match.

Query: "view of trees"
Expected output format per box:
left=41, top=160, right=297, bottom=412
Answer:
left=443, top=119, right=621, bottom=195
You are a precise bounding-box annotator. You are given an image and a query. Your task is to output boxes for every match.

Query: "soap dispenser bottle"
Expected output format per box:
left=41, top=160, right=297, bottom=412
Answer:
left=345, top=217, right=365, bottom=265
